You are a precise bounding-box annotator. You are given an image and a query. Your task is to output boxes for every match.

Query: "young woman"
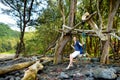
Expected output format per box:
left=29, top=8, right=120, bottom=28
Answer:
left=66, top=36, right=84, bottom=69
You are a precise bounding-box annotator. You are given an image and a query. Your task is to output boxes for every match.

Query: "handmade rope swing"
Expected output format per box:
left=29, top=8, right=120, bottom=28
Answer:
left=81, top=29, right=87, bottom=53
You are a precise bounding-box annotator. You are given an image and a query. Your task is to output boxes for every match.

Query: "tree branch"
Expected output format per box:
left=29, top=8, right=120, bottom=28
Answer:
left=1, top=0, right=17, bottom=11
left=58, top=0, right=66, bottom=24
left=97, top=0, right=103, bottom=29
left=110, top=33, right=120, bottom=40
left=82, top=11, right=97, bottom=22
left=107, top=0, right=120, bottom=31
left=27, top=0, right=34, bottom=23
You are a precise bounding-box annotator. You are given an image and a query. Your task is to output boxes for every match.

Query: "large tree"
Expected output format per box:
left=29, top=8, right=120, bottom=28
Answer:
left=54, top=0, right=77, bottom=64
left=1, top=0, right=45, bottom=57
left=100, top=0, right=120, bottom=64
left=81, top=0, right=120, bottom=64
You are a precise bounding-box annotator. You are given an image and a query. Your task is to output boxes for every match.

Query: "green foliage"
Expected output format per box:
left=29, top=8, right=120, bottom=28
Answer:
left=0, top=23, right=19, bottom=38
left=0, top=23, right=19, bottom=53
left=28, top=1, right=62, bottom=55
left=1, top=0, right=119, bottom=57
left=24, top=32, right=37, bottom=55
left=25, top=24, right=59, bottom=55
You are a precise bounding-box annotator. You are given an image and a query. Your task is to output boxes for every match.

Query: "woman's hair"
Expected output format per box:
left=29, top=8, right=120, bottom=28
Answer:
left=73, top=36, right=77, bottom=41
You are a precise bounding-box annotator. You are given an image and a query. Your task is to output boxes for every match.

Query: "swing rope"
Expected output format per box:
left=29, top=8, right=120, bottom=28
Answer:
left=81, top=24, right=87, bottom=53
left=82, top=31, right=86, bottom=53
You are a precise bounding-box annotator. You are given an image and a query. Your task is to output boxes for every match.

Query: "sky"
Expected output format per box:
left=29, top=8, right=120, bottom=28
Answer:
left=0, top=1, right=48, bottom=32
left=0, top=2, right=34, bottom=32
left=0, top=2, right=20, bottom=31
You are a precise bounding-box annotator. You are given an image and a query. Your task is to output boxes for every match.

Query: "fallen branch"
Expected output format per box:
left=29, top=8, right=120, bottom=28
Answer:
left=61, top=24, right=116, bottom=35
left=64, top=12, right=97, bottom=33
left=82, top=12, right=107, bottom=41
left=110, top=33, right=120, bottom=40
left=40, top=56, right=53, bottom=65
left=0, top=61, right=35, bottom=75
left=21, top=61, right=43, bottom=80
left=44, top=35, right=60, bottom=53
left=22, top=57, right=53, bottom=80
left=74, top=29, right=116, bottom=34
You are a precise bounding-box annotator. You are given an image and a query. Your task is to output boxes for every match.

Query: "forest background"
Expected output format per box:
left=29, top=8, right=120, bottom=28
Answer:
left=0, top=0, right=120, bottom=64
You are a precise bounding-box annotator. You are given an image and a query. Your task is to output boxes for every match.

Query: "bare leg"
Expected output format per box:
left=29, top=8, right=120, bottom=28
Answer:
left=69, top=54, right=73, bottom=66
left=66, top=51, right=80, bottom=69
left=66, top=54, right=73, bottom=69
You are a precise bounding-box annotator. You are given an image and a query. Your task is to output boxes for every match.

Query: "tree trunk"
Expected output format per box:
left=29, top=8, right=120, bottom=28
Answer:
left=86, top=37, right=90, bottom=55
left=15, top=0, right=34, bottom=58
left=54, top=36, right=71, bottom=64
left=100, top=40, right=110, bottom=64
left=15, top=0, right=27, bottom=58
left=100, top=0, right=120, bottom=64
left=54, top=0, right=77, bottom=64
left=15, top=32, right=25, bottom=58
left=82, top=0, right=120, bottom=64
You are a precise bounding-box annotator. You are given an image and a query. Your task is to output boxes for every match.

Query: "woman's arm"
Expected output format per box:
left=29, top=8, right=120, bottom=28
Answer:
left=79, top=41, right=85, bottom=46
left=71, top=44, right=75, bottom=49
left=79, top=42, right=83, bottom=46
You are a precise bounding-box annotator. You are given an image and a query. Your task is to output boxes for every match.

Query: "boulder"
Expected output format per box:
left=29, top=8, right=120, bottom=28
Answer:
left=15, top=77, right=21, bottom=80
left=59, top=72, right=69, bottom=79
left=10, top=77, right=14, bottom=80
left=117, top=77, right=120, bottom=80
left=84, top=70, right=93, bottom=77
left=113, top=67, right=120, bottom=74
left=0, top=78, right=4, bottom=80
left=93, top=68, right=117, bottom=79
left=85, top=77, right=94, bottom=80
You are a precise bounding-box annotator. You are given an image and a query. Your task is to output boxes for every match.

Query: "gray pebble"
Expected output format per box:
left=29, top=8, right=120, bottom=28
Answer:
left=0, top=78, right=4, bottom=80
left=10, top=77, right=14, bottom=80
left=15, top=77, right=21, bottom=80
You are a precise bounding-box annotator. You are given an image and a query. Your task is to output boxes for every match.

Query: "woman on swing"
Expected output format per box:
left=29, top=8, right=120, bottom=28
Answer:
left=66, top=36, right=84, bottom=69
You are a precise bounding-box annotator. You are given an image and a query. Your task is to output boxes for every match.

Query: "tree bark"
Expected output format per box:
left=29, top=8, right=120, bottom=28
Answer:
left=54, top=36, right=71, bottom=64
left=54, top=0, right=77, bottom=64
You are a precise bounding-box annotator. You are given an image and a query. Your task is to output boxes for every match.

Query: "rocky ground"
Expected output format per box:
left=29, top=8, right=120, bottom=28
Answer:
left=39, top=61, right=120, bottom=80
left=0, top=54, right=120, bottom=80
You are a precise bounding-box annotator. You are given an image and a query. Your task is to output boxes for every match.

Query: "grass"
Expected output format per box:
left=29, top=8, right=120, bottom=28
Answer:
left=0, top=50, right=15, bottom=54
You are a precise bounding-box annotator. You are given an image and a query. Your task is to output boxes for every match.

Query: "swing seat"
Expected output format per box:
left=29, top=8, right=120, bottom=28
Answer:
left=77, top=52, right=91, bottom=63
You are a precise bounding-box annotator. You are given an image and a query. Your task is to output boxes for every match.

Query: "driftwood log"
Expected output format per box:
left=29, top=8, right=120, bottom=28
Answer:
left=0, top=61, right=35, bottom=75
left=21, top=57, right=53, bottom=80
left=21, top=61, right=43, bottom=80
left=40, top=56, right=53, bottom=64
left=0, top=56, right=53, bottom=80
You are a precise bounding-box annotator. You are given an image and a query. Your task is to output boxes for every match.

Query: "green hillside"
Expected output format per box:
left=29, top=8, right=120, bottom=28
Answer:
left=0, top=23, right=19, bottom=38
left=0, top=23, right=19, bottom=53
